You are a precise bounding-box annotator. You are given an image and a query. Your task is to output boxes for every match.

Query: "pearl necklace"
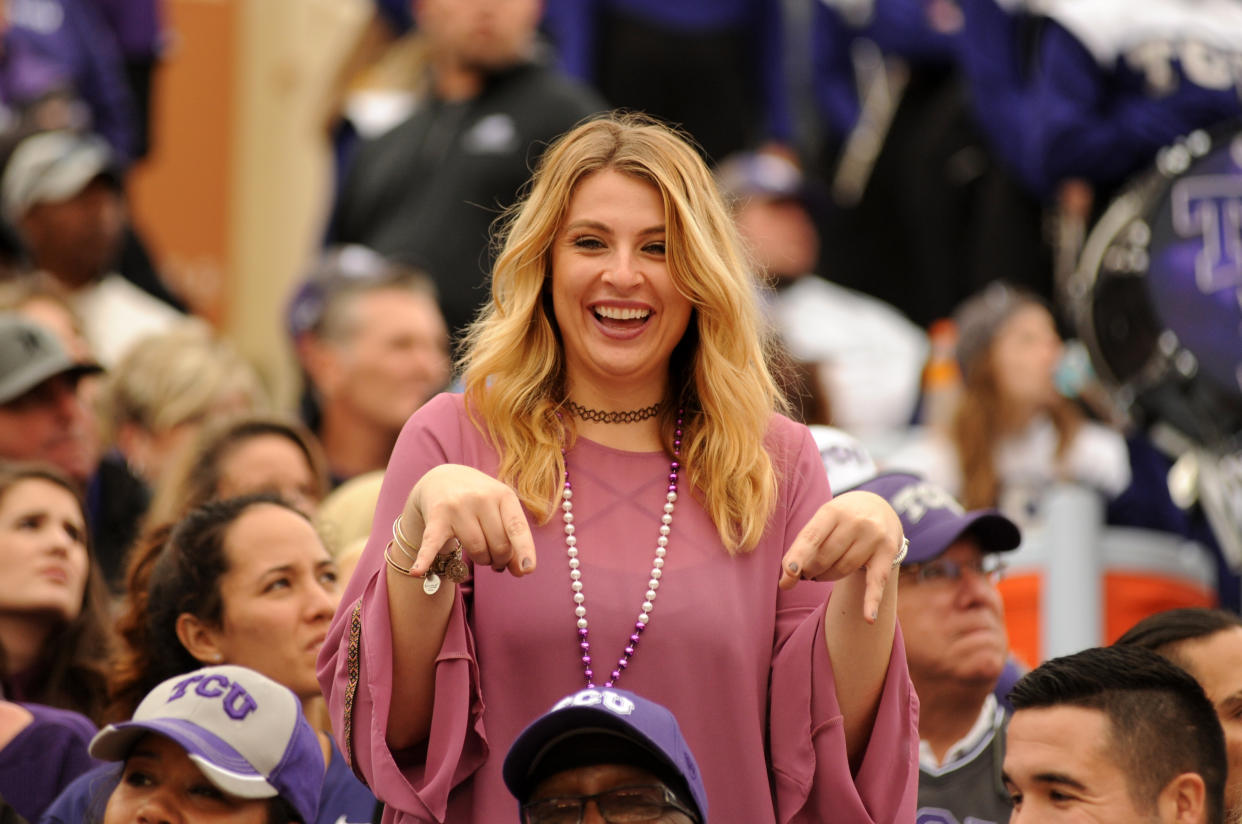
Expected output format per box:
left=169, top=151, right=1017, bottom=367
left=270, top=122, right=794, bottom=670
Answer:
left=562, top=411, right=683, bottom=688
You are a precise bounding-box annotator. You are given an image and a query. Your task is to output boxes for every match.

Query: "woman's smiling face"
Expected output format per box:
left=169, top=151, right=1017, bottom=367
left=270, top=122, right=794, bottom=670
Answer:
left=550, top=169, right=693, bottom=403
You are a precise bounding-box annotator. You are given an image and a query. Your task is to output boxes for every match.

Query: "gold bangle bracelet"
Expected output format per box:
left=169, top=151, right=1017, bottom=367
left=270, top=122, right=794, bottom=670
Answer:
left=391, top=532, right=418, bottom=565
left=393, top=514, right=419, bottom=555
left=384, top=541, right=417, bottom=577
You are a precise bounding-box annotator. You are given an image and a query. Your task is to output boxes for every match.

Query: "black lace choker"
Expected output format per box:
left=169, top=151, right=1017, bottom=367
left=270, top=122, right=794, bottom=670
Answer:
left=565, top=400, right=662, bottom=424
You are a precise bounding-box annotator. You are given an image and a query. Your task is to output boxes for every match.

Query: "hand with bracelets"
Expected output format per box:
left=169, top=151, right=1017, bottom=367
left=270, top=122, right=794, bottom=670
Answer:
left=385, top=463, right=538, bottom=593
left=777, top=489, right=906, bottom=623
left=386, top=515, right=471, bottom=595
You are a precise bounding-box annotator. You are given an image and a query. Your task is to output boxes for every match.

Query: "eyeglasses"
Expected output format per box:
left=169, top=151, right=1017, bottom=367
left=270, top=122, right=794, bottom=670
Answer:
left=901, top=554, right=1008, bottom=585
left=522, top=783, right=700, bottom=824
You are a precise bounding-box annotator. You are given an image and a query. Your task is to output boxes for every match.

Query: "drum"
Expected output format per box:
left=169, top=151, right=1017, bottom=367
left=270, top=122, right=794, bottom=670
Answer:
left=1072, top=124, right=1242, bottom=452
left=1072, top=124, right=1242, bottom=568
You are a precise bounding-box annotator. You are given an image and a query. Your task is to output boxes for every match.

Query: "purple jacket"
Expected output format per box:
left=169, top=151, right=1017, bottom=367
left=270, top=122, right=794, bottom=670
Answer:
left=2, top=0, right=137, bottom=163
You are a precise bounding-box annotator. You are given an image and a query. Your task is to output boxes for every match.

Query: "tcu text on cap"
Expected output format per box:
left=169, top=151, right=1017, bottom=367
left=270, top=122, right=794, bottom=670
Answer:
left=554, top=689, right=636, bottom=716
left=891, top=482, right=964, bottom=524
left=166, top=673, right=259, bottom=720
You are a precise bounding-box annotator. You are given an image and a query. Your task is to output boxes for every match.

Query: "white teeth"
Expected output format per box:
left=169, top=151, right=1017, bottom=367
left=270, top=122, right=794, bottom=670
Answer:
left=595, top=306, right=650, bottom=320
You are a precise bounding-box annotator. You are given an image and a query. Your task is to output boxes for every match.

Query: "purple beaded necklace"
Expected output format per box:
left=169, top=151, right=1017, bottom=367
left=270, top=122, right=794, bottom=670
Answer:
left=560, top=410, right=684, bottom=688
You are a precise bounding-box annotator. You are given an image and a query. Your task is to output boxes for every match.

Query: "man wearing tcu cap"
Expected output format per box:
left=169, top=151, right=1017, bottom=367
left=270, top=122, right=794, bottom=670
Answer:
left=86, top=664, right=325, bottom=824
left=0, top=313, right=101, bottom=484
left=503, top=687, right=706, bottom=824
left=853, top=471, right=1021, bottom=824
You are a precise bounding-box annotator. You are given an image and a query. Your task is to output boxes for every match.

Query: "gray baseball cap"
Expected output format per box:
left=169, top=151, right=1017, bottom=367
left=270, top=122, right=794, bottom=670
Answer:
left=1, top=130, right=121, bottom=223
left=0, top=314, right=101, bottom=405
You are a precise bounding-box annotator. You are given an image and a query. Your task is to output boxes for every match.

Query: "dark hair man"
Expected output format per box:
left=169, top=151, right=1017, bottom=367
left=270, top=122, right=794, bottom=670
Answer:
left=1005, top=644, right=1227, bottom=824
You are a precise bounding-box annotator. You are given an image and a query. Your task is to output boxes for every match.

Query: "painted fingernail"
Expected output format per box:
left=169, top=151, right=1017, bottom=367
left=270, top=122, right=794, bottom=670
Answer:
left=871, top=608, right=879, bottom=621
left=521, top=558, right=533, bottom=571
left=787, top=561, right=799, bottom=574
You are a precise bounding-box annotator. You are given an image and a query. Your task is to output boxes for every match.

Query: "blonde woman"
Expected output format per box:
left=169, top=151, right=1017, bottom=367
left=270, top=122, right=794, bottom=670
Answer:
left=92, top=321, right=267, bottom=586
left=318, top=114, right=917, bottom=822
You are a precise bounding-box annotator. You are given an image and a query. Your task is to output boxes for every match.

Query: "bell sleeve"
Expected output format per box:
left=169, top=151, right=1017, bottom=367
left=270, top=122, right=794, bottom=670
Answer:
left=317, top=395, right=489, bottom=821
left=766, top=423, right=920, bottom=823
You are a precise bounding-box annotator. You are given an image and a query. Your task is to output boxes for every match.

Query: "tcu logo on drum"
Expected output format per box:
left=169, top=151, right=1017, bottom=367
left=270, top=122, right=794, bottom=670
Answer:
left=890, top=482, right=964, bottom=525
left=1171, top=175, right=1242, bottom=294
left=166, top=672, right=260, bottom=721
left=553, top=689, right=636, bottom=717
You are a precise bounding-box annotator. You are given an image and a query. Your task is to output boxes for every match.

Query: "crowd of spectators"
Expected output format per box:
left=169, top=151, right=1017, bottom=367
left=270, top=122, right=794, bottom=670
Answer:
left=0, top=0, right=1239, bottom=821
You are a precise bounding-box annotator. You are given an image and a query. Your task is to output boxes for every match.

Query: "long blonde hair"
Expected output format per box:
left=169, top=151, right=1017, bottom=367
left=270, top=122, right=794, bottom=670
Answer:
left=460, top=114, right=787, bottom=553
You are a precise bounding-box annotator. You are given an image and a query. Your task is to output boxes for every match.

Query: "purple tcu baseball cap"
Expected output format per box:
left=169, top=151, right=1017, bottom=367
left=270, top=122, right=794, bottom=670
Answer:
left=852, top=471, right=1021, bottom=564
left=503, top=687, right=708, bottom=822
left=90, top=665, right=323, bottom=824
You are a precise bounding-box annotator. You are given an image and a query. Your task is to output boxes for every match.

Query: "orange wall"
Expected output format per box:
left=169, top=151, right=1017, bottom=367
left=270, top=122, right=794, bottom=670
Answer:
left=128, top=0, right=237, bottom=326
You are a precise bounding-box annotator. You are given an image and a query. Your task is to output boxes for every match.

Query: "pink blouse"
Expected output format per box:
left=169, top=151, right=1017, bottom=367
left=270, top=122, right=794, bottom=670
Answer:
left=318, top=393, right=918, bottom=822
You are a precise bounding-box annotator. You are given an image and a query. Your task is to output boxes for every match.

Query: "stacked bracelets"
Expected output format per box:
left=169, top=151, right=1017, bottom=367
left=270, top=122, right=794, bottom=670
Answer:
left=385, top=514, right=470, bottom=595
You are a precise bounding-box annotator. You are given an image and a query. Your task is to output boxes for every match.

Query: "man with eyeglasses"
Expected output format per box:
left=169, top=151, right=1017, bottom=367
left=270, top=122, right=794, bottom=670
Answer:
left=854, top=471, right=1022, bottom=824
left=502, top=687, right=706, bottom=824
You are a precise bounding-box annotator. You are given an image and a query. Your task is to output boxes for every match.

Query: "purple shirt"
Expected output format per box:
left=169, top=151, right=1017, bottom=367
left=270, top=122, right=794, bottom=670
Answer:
left=812, top=0, right=960, bottom=137
left=318, top=392, right=919, bottom=822
left=87, top=0, right=163, bottom=60
left=1029, top=16, right=1242, bottom=192
left=0, top=703, right=99, bottom=823
left=1, top=0, right=137, bottom=162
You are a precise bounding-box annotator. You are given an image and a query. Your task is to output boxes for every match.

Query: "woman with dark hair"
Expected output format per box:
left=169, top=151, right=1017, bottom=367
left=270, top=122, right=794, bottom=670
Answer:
left=0, top=461, right=110, bottom=821
left=0, top=461, right=112, bottom=721
left=43, top=494, right=377, bottom=824
left=108, top=414, right=333, bottom=706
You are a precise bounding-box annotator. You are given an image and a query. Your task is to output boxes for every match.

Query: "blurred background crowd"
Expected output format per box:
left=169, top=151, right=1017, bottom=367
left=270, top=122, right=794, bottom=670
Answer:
left=0, top=0, right=1241, bottom=820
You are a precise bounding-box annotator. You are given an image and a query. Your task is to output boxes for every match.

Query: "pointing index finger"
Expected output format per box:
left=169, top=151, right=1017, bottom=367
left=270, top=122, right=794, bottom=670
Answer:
left=500, top=492, right=537, bottom=576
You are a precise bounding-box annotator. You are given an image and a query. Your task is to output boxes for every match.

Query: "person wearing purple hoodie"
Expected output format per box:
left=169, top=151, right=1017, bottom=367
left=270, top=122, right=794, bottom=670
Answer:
left=960, top=0, right=1242, bottom=202
left=0, top=0, right=137, bottom=165
left=810, top=0, right=1053, bottom=326
left=86, top=0, right=162, bottom=161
